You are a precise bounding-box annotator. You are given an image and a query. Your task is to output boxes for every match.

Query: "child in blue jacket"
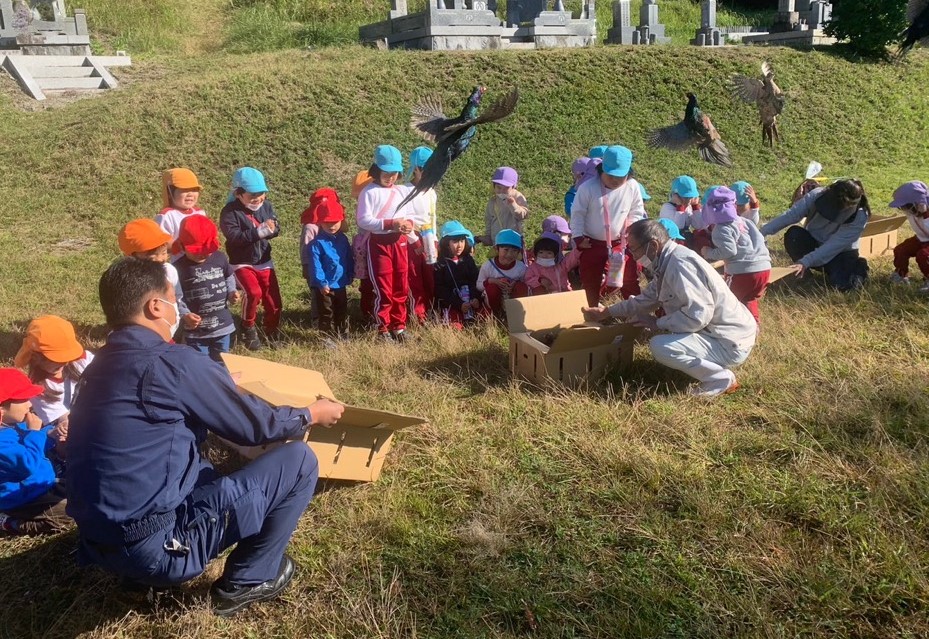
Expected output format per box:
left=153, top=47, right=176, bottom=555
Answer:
left=0, top=368, right=70, bottom=535
left=304, top=188, right=354, bottom=335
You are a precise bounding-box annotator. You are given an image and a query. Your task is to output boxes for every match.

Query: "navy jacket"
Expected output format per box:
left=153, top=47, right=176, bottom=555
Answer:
left=305, top=231, right=354, bottom=289
left=66, top=325, right=309, bottom=543
left=219, top=200, right=280, bottom=266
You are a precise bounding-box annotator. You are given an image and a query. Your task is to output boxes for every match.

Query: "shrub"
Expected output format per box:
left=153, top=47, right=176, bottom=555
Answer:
left=824, top=0, right=908, bottom=59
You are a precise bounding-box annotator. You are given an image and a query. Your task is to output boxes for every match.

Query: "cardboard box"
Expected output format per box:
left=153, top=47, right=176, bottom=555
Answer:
left=219, top=354, right=425, bottom=482
left=503, top=290, right=642, bottom=385
left=711, top=261, right=794, bottom=285
left=857, top=215, right=907, bottom=259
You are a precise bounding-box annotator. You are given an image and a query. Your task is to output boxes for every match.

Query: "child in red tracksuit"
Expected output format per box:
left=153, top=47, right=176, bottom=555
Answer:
left=524, top=232, right=582, bottom=295
left=477, top=229, right=529, bottom=317
left=219, top=167, right=282, bottom=351
left=434, top=221, right=482, bottom=329
left=356, top=145, right=415, bottom=342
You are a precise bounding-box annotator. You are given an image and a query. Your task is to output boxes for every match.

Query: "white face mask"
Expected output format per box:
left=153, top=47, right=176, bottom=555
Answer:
left=636, top=243, right=655, bottom=271
left=245, top=201, right=263, bottom=212
left=157, top=297, right=180, bottom=337
left=535, top=257, right=556, bottom=267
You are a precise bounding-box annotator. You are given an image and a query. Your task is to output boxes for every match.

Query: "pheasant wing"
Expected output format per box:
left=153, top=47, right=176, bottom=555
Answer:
left=411, top=99, right=450, bottom=143
left=442, top=88, right=519, bottom=135
left=697, top=114, right=732, bottom=167
left=647, top=120, right=694, bottom=151
left=731, top=75, right=765, bottom=104
left=395, top=142, right=454, bottom=212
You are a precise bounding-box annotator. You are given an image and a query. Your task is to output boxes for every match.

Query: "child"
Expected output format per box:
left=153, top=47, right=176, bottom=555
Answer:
left=658, top=218, right=686, bottom=244
left=565, top=157, right=590, bottom=217
left=118, top=218, right=190, bottom=324
left=356, top=145, right=415, bottom=341
left=305, top=188, right=354, bottom=335
left=480, top=167, right=529, bottom=246
left=13, top=316, right=93, bottom=437
left=659, top=175, right=702, bottom=235
left=403, top=146, right=438, bottom=324
left=478, top=229, right=529, bottom=316
left=731, top=181, right=761, bottom=225
left=524, top=232, right=582, bottom=295
left=541, top=215, right=572, bottom=250
left=154, top=168, right=206, bottom=257
left=173, top=215, right=241, bottom=360
left=220, top=167, right=283, bottom=350
left=299, top=192, right=323, bottom=327
left=701, top=186, right=772, bottom=324
left=433, top=221, right=481, bottom=329
left=0, top=368, right=70, bottom=536
left=889, top=181, right=929, bottom=290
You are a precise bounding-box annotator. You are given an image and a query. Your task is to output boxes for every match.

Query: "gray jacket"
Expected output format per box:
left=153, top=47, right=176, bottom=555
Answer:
left=705, top=219, right=771, bottom=275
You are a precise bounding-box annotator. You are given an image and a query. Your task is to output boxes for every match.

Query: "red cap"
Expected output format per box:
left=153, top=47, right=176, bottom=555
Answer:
left=174, top=215, right=220, bottom=255
left=0, top=368, right=43, bottom=404
left=308, top=188, right=345, bottom=224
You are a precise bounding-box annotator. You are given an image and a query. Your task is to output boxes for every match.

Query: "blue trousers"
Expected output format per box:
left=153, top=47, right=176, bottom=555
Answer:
left=187, top=333, right=232, bottom=363
left=784, top=226, right=869, bottom=292
left=83, top=441, right=319, bottom=587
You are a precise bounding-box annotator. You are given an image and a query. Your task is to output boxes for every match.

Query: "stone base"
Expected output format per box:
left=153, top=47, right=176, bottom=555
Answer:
left=742, top=29, right=836, bottom=47
left=691, top=28, right=722, bottom=46
left=605, top=25, right=636, bottom=45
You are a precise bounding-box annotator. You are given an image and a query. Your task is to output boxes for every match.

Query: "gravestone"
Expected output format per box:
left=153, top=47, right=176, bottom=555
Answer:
left=606, top=0, right=635, bottom=44
left=743, top=0, right=834, bottom=47
left=0, top=0, right=91, bottom=54
left=634, top=0, right=669, bottom=44
left=691, top=0, right=722, bottom=46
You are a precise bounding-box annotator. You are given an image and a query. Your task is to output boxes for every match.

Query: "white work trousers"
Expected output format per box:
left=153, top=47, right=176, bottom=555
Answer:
left=649, top=332, right=751, bottom=381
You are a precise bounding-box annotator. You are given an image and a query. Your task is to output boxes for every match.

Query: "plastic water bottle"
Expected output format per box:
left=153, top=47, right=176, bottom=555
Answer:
left=422, top=224, right=438, bottom=265
left=605, top=246, right=625, bottom=288
left=459, top=285, right=474, bottom=321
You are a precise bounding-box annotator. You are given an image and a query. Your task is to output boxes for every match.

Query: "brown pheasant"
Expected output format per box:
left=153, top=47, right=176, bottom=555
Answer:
left=731, top=61, right=785, bottom=147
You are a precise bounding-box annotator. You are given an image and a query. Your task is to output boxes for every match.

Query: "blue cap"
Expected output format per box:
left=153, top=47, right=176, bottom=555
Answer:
left=658, top=218, right=685, bottom=241
left=731, top=181, right=752, bottom=206
left=374, top=144, right=404, bottom=173
left=407, top=146, right=433, bottom=180
left=671, top=175, right=699, bottom=199
left=602, top=146, right=633, bottom=178
left=232, top=167, right=268, bottom=194
left=494, top=228, right=522, bottom=248
left=439, top=220, right=474, bottom=246
left=701, top=185, right=723, bottom=207
left=588, top=145, right=608, bottom=159
left=638, top=182, right=651, bottom=201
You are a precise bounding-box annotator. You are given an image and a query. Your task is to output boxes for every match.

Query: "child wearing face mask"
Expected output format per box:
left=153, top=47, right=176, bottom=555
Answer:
left=118, top=218, right=190, bottom=331
left=220, top=167, right=282, bottom=351
left=155, top=168, right=207, bottom=260
left=659, top=175, right=703, bottom=238
left=477, top=229, right=529, bottom=317
left=479, top=167, right=529, bottom=246
left=433, top=221, right=482, bottom=329
left=700, top=186, right=772, bottom=324
left=524, top=232, right=582, bottom=295
left=0, top=368, right=71, bottom=536
left=13, top=316, right=93, bottom=449
left=889, top=181, right=929, bottom=292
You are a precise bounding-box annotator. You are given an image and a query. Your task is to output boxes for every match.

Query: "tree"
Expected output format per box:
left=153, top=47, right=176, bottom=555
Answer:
left=825, top=0, right=908, bottom=59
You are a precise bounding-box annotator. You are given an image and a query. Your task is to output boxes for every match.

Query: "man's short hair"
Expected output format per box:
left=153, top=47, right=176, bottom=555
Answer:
left=628, top=219, right=669, bottom=247
left=99, top=257, right=170, bottom=327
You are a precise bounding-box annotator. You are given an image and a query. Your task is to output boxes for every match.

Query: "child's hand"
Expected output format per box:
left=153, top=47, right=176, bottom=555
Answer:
left=461, top=302, right=470, bottom=313
left=51, top=414, right=68, bottom=442
left=745, top=185, right=757, bottom=204
left=322, top=285, right=331, bottom=296
left=470, top=298, right=481, bottom=310
left=183, top=313, right=202, bottom=329
left=228, top=290, right=241, bottom=305
left=576, top=237, right=591, bottom=250
left=540, top=277, right=554, bottom=291
left=24, top=412, right=42, bottom=431
left=266, top=219, right=278, bottom=233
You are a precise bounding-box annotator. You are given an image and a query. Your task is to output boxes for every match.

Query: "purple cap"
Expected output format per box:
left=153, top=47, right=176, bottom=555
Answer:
left=492, top=166, right=518, bottom=188
left=889, top=181, right=929, bottom=209
left=571, top=157, right=589, bottom=175
left=542, top=215, right=570, bottom=235
left=581, top=158, right=601, bottom=184
left=703, top=186, right=738, bottom=226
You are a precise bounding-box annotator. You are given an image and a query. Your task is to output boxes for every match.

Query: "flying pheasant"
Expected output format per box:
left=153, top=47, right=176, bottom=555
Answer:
left=647, top=92, right=732, bottom=167
left=731, top=61, right=785, bottom=147
left=397, top=86, right=519, bottom=211
left=899, top=0, right=929, bottom=58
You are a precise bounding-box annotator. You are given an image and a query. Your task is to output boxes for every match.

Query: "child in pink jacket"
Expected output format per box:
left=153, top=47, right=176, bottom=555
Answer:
left=524, top=232, right=582, bottom=295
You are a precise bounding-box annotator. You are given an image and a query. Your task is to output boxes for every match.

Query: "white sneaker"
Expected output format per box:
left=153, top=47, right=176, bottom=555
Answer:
left=890, top=273, right=910, bottom=285
left=690, top=370, right=739, bottom=398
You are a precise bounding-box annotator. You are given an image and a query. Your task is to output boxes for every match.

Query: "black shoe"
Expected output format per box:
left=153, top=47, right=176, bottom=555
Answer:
left=265, top=329, right=285, bottom=349
left=211, top=555, right=295, bottom=617
left=241, top=326, right=262, bottom=351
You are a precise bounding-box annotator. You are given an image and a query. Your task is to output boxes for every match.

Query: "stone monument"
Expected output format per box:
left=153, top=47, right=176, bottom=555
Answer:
left=691, top=0, right=722, bottom=46
left=742, top=0, right=835, bottom=47
left=0, top=0, right=91, bottom=54
left=605, top=0, right=635, bottom=44
left=633, top=0, right=669, bottom=45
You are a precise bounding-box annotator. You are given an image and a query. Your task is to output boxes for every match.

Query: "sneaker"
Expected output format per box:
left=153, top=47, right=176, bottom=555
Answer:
left=265, top=329, right=285, bottom=349
left=211, top=555, right=295, bottom=617
left=391, top=329, right=406, bottom=343
left=919, top=281, right=929, bottom=295
left=690, top=370, right=740, bottom=398
left=241, top=326, right=262, bottom=351
left=890, top=273, right=910, bottom=285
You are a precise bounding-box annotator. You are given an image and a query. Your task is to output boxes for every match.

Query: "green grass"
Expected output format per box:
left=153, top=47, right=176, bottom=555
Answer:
left=2, top=44, right=929, bottom=637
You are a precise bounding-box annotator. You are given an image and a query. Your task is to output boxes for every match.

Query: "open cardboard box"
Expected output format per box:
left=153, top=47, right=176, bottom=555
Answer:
left=857, top=214, right=907, bottom=259
left=218, top=354, right=425, bottom=482
left=503, top=290, right=642, bottom=385
left=710, top=261, right=794, bottom=285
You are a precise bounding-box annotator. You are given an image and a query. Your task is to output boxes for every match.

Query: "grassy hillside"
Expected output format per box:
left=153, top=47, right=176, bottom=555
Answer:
left=2, top=45, right=929, bottom=637
left=67, top=0, right=772, bottom=54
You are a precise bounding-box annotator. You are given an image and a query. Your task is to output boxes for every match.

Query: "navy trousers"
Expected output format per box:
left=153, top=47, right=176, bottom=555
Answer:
left=784, top=226, right=869, bottom=292
left=83, top=441, right=319, bottom=587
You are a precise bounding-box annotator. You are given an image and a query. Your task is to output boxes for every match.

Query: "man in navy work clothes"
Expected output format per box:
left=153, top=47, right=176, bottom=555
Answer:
left=66, top=258, right=344, bottom=616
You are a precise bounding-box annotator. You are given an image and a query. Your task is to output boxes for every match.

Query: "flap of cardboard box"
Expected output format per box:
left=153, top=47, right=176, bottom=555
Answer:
left=768, top=266, right=794, bottom=284
left=505, top=289, right=588, bottom=333
left=223, top=353, right=334, bottom=400
left=528, top=322, right=639, bottom=354
left=862, top=215, right=906, bottom=237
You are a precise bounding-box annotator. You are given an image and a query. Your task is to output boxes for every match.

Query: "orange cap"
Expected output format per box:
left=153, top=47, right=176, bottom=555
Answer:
left=162, top=168, right=202, bottom=207
left=119, top=219, right=172, bottom=256
left=14, top=315, right=85, bottom=368
left=351, top=169, right=374, bottom=199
